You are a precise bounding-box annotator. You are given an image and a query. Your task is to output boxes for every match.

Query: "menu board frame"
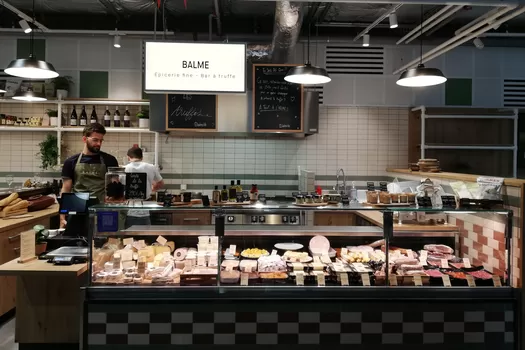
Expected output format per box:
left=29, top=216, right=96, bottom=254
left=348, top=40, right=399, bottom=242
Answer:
left=252, top=64, right=304, bottom=133
left=165, top=94, right=218, bottom=132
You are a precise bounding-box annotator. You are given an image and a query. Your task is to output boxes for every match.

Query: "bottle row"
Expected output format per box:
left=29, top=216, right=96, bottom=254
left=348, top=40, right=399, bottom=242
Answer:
left=69, top=105, right=146, bottom=128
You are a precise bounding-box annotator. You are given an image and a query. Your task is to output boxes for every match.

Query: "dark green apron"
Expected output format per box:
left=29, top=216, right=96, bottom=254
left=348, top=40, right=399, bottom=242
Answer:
left=72, top=153, right=106, bottom=203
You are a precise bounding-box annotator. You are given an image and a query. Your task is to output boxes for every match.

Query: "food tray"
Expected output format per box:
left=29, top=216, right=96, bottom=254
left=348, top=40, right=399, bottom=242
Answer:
left=363, top=202, right=414, bottom=207
left=240, top=249, right=269, bottom=259
left=180, top=274, right=217, bottom=286
left=259, top=272, right=288, bottom=279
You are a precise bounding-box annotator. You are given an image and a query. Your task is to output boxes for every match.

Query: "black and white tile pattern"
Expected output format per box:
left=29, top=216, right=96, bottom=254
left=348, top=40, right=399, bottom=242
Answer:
left=87, top=310, right=514, bottom=345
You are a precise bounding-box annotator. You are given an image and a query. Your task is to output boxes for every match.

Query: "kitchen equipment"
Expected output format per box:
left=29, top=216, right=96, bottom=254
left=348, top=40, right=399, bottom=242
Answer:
left=182, top=192, right=192, bottom=203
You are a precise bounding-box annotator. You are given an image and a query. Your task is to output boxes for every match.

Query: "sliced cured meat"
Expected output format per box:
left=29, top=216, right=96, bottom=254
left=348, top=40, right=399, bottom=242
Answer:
left=399, top=264, right=424, bottom=271
left=368, top=239, right=385, bottom=248
left=468, top=270, right=492, bottom=279
left=424, top=244, right=454, bottom=254
left=394, top=258, right=419, bottom=266
left=404, top=270, right=427, bottom=276
left=425, top=269, right=443, bottom=278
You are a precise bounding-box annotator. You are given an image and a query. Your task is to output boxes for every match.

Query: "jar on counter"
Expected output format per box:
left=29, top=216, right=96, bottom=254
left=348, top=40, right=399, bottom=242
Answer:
left=390, top=193, right=400, bottom=203
left=407, top=193, right=417, bottom=204
left=366, top=191, right=379, bottom=204
left=305, top=194, right=314, bottom=204
left=295, top=195, right=304, bottom=205
left=379, top=191, right=391, bottom=204
left=313, top=194, right=322, bottom=203
left=399, top=194, right=408, bottom=203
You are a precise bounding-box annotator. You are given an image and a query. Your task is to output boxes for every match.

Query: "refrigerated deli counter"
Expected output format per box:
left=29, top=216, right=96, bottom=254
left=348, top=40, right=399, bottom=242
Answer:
left=85, top=203, right=518, bottom=350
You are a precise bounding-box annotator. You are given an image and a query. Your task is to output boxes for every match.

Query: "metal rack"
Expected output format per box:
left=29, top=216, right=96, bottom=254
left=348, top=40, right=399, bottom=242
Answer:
left=413, top=105, right=518, bottom=177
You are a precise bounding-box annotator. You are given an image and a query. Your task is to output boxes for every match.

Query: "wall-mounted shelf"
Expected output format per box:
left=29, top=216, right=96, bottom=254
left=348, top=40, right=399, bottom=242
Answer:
left=0, top=99, right=159, bottom=166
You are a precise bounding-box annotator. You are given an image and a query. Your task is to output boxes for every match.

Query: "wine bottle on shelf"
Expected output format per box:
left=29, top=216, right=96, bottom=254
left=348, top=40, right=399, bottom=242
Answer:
left=90, top=106, right=98, bottom=124
left=70, top=105, right=78, bottom=127
left=103, top=106, right=111, bottom=127
left=124, top=106, right=131, bottom=127
left=113, top=106, right=121, bottom=127
left=79, top=105, right=88, bottom=126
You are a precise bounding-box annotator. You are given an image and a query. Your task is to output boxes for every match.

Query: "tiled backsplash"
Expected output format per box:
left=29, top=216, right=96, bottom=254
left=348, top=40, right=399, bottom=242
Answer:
left=0, top=106, right=409, bottom=195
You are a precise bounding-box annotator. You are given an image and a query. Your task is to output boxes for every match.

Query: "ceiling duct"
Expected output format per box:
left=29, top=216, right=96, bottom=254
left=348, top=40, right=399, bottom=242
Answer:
left=270, top=1, right=303, bottom=63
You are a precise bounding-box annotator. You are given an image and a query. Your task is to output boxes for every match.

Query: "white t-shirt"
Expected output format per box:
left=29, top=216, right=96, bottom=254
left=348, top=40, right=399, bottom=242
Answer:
left=125, top=161, right=163, bottom=217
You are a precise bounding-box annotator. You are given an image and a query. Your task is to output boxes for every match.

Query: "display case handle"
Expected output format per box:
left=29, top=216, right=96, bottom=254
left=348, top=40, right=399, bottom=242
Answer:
left=8, top=233, right=20, bottom=241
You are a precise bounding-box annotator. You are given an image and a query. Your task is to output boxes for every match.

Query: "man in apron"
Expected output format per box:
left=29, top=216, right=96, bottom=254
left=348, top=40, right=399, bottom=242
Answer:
left=60, top=123, right=119, bottom=234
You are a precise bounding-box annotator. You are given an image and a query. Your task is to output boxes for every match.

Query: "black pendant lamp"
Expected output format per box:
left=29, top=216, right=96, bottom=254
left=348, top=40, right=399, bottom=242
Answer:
left=396, top=5, right=446, bottom=87
left=12, top=86, right=46, bottom=102
left=285, top=22, right=331, bottom=85
left=5, top=0, right=58, bottom=80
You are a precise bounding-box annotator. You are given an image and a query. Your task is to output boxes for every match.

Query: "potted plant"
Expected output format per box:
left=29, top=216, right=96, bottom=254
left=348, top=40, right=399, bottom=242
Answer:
left=34, top=225, right=48, bottom=255
left=46, top=109, right=58, bottom=126
left=37, top=134, right=59, bottom=170
left=137, top=108, right=149, bottom=129
left=51, top=76, right=73, bottom=99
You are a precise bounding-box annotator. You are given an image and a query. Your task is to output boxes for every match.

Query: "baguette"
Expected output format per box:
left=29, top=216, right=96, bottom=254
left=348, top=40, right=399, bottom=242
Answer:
left=2, top=200, right=29, bottom=215
left=0, top=193, right=18, bottom=207
left=5, top=198, right=22, bottom=207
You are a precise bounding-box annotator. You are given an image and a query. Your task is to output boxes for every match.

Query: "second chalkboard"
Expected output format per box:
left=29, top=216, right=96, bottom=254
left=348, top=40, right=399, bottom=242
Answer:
left=165, top=94, right=218, bottom=131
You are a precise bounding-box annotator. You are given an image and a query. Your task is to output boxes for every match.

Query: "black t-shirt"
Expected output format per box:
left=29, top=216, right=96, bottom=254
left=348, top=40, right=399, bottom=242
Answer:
left=61, top=152, right=119, bottom=184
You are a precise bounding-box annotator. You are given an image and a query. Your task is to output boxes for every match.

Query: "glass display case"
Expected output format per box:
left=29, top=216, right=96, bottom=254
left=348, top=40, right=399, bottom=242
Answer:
left=87, top=204, right=514, bottom=289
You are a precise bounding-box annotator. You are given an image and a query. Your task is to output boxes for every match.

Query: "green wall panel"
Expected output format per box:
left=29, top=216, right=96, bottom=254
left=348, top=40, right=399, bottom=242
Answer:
left=17, top=39, right=46, bottom=60
left=79, top=71, right=108, bottom=98
left=445, top=78, right=472, bottom=106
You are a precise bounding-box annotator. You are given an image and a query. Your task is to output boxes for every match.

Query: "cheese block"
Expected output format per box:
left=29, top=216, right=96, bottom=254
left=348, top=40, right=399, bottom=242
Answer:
left=138, top=247, right=155, bottom=262
left=122, top=260, right=136, bottom=269
left=166, top=241, right=175, bottom=252
left=120, top=250, right=133, bottom=262
left=154, top=245, right=171, bottom=255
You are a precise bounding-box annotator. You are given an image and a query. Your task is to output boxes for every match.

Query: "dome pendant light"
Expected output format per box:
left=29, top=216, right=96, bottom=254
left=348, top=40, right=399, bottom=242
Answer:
left=285, top=22, right=331, bottom=85
left=5, top=0, right=58, bottom=80
left=12, top=86, right=47, bottom=102
left=396, top=5, right=446, bottom=88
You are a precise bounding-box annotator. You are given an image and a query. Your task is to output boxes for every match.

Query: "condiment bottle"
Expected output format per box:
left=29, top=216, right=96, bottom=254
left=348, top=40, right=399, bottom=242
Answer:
left=212, top=185, right=221, bottom=204
left=250, top=184, right=259, bottom=202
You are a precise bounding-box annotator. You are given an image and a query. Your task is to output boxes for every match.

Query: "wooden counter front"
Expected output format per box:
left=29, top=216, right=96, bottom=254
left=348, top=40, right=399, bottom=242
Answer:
left=0, top=204, right=58, bottom=320
left=0, top=258, right=87, bottom=345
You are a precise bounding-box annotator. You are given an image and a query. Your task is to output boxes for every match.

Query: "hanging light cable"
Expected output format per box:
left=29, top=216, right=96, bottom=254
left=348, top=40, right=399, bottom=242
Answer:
left=4, top=0, right=58, bottom=80
left=396, top=4, right=446, bottom=87
left=284, top=21, right=331, bottom=85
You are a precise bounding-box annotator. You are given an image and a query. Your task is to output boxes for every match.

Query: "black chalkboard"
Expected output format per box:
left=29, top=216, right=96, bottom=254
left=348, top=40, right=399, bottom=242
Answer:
left=165, top=94, right=217, bottom=130
left=252, top=64, right=303, bottom=132
left=125, top=173, right=147, bottom=200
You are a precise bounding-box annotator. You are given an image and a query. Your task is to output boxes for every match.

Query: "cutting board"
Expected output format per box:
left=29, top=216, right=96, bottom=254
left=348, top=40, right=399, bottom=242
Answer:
left=0, top=208, right=29, bottom=218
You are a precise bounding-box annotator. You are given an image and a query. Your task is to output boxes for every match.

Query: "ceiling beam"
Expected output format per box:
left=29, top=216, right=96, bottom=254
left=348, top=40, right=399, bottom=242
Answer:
left=0, top=0, right=49, bottom=32
left=241, top=0, right=522, bottom=6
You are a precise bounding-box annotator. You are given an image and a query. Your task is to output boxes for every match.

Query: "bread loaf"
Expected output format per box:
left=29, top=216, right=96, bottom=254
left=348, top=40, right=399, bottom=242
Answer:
left=0, top=193, right=18, bottom=207
left=2, top=200, right=29, bottom=215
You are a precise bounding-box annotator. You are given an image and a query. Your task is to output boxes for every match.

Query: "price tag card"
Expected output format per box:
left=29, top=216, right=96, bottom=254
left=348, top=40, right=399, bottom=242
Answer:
left=414, top=275, right=423, bottom=286
left=108, top=237, right=120, bottom=246
left=229, top=245, right=236, bottom=254
left=321, top=254, right=331, bottom=264
left=406, top=249, right=414, bottom=259
left=340, top=273, right=349, bottom=286
left=240, top=273, right=249, bottom=286
left=123, top=238, right=134, bottom=246
left=361, top=273, right=371, bottom=286
left=466, top=275, right=476, bottom=287
left=156, top=235, right=168, bottom=246
left=493, top=275, right=502, bottom=287
left=419, top=257, right=427, bottom=266
left=442, top=275, right=452, bottom=287
left=19, top=230, right=36, bottom=263
left=420, top=250, right=428, bottom=259
left=313, top=255, right=321, bottom=263
left=341, top=248, right=348, bottom=256
left=316, top=273, right=326, bottom=287
left=292, top=262, right=303, bottom=271
left=389, top=275, right=398, bottom=286
left=441, top=259, right=449, bottom=269
left=296, top=272, right=305, bottom=286
left=271, top=249, right=277, bottom=256
left=463, top=258, right=472, bottom=268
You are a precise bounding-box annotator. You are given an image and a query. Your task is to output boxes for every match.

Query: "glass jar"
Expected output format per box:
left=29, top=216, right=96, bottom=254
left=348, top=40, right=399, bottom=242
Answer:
left=305, top=195, right=314, bottom=204
left=105, top=166, right=126, bottom=203
left=295, top=195, right=304, bottom=205
left=399, top=194, right=408, bottom=203
left=366, top=191, right=378, bottom=204
left=390, top=193, right=400, bottom=203
left=407, top=193, right=417, bottom=203
left=379, top=191, right=391, bottom=204
left=313, top=194, right=322, bottom=203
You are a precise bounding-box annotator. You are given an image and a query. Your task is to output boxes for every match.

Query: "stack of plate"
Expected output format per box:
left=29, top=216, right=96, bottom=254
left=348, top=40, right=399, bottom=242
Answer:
left=418, top=158, right=441, bottom=173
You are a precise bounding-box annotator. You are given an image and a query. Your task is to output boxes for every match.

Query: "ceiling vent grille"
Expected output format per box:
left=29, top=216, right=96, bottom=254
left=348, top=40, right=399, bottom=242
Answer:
left=503, top=80, right=525, bottom=107
left=325, top=46, right=384, bottom=75
left=305, top=86, right=323, bottom=104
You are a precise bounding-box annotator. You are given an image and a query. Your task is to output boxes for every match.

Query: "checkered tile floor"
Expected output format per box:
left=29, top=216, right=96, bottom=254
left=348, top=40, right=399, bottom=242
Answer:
left=87, top=311, right=514, bottom=345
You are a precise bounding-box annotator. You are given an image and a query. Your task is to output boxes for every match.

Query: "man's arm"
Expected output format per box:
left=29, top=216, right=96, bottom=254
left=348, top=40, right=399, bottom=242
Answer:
left=152, top=166, right=164, bottom=192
